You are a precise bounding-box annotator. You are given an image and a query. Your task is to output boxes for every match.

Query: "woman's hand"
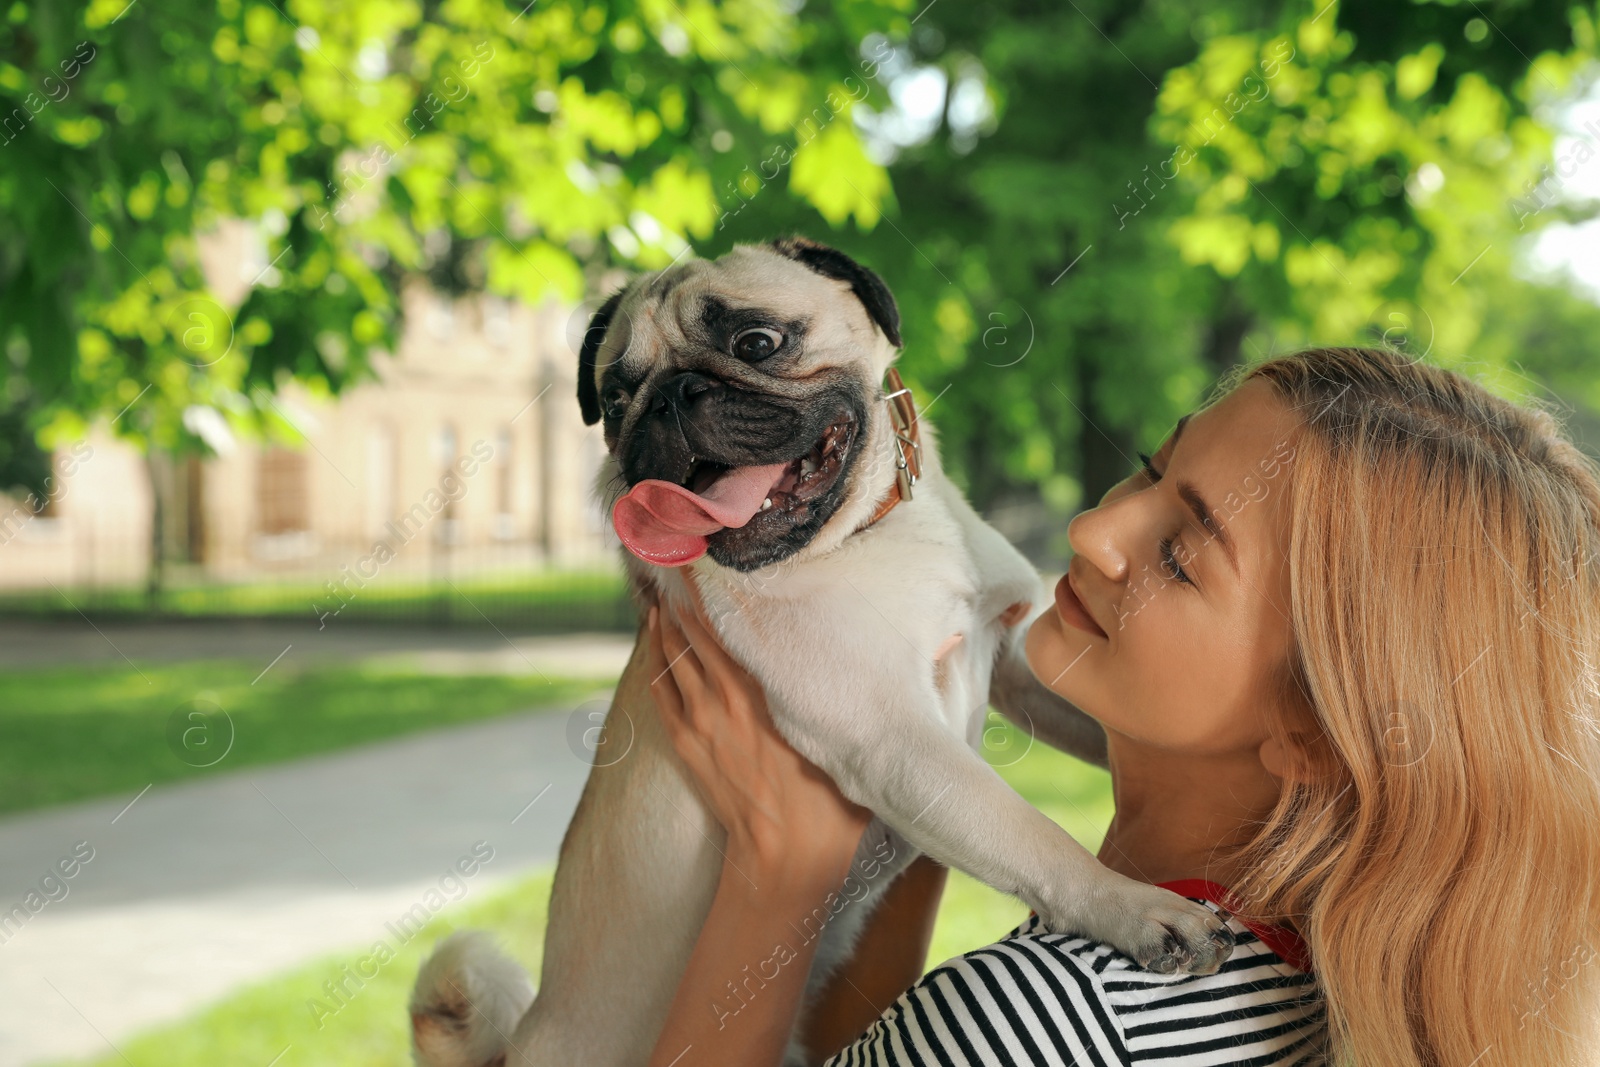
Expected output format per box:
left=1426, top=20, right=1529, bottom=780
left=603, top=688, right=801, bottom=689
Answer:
left=643, top=579, right=882, bottom=1067
left=645, top=577, right=873, bottom=879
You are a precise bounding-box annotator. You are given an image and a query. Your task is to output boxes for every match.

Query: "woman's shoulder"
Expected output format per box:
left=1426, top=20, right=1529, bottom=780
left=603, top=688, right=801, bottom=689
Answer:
left=821, top=884, right=1328, bottom=1066
left=1002, top=897, right=1326, bottom=1063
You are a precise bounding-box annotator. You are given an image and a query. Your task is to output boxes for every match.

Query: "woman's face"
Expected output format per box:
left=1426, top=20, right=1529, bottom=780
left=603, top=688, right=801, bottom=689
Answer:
left=1024, top=378, right=1304, bottom=757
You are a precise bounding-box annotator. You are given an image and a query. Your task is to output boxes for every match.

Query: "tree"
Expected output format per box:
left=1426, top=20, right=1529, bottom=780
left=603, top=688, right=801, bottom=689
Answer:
left=1, top=0, right=920, bottom=599
left=710, top=0, right=1598, bottom=563
left=0, top=0, right=907, bottom=460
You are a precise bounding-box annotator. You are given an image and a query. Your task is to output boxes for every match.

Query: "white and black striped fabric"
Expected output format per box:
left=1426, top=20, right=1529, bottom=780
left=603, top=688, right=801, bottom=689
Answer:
left=821, top=887, right=1328, bottom=1066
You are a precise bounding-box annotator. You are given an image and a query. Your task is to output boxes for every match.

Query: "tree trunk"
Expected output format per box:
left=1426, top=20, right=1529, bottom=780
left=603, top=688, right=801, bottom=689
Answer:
left=1075, top=350, right=1135, bottom=513
left=145, top=450, right=166, bottom=614
left=1199, top=294, right=1253, bottom=380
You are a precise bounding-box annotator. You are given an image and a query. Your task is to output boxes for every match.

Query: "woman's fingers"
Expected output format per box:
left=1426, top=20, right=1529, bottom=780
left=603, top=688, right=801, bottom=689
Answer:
left=649, top=611, right=722, bottom=778
left=645, top=608, right=685, bottom=722
left=659, top=591, right=729, bottom=684
left=666, top=589, right=760, bottom=704
left=649, top=610, right=706, bottom=750
left=677, top=573, right=732, bottom=655
left=655, top=605, right=717, bottom=724
left=650, top=609, right=703, bottom=732
left=679, top=568, right=711, bottom=623
left=668, top=599, right=734, bottom=676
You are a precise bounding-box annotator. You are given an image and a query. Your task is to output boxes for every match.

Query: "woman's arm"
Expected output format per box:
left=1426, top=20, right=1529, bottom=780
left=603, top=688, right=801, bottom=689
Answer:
left=796, top=853, right=949, bottom=1063
left=644, top=583, right=875, bottom=1067
left=648, top=832, right=861, bottom=1066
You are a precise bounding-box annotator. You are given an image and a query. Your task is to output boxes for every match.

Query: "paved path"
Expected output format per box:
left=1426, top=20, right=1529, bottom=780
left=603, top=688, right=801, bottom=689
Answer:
left=0, top=698, right=620, bottom=1066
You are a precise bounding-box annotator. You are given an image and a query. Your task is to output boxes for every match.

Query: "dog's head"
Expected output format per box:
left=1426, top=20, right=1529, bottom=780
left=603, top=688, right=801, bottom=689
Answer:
left=579, top=237, right=904, bottom=572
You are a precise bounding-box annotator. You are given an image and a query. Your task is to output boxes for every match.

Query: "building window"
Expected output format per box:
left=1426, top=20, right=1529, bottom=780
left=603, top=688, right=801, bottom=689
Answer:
left=494, top=426, right=515, bottom=540
left=485, top=297, right=513, bottom=349
left=256, top=448, right=309, bottom=534
left=366, top=424, right=397, bottom=539
left=434, top=423, right=460, bottom=543
left=434, top=424, right=458, bottom=469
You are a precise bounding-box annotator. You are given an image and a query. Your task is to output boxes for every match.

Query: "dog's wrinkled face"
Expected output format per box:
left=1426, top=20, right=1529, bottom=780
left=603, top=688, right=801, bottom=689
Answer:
left=579, top=237, right=902, bottom=572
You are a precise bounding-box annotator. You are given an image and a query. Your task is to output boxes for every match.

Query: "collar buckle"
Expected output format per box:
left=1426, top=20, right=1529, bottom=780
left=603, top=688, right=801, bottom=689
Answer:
left=884, top=366, right=921, bottom=502
left=854, top=365, right=923, bottom=535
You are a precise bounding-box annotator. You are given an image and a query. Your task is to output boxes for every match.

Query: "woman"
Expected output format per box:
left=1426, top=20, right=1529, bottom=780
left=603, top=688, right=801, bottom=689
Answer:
left=641, top=346, right=1600, bottom=1066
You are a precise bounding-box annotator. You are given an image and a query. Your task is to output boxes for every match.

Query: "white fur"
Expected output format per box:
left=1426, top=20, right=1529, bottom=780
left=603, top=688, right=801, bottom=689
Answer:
left=410, top=931, right=535, bottom=1067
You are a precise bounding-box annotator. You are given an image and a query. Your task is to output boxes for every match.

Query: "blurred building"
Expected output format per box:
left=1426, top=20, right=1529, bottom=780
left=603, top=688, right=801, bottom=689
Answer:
left=0, top=244, right=616, bottom=593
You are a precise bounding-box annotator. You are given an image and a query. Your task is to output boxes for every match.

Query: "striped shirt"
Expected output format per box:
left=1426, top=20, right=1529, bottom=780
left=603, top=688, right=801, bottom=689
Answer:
left=821, top=879, right=1328, bottom=1066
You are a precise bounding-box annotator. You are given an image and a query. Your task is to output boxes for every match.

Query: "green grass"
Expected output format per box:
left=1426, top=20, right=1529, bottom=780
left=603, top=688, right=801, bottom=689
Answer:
left=925, top=716, right=1116, bottom=966
left=0, top=567, right=635, bottom=631
left=47, top=718, right=1113, bottom=1067
left=0, top=660, right=614, bottom=815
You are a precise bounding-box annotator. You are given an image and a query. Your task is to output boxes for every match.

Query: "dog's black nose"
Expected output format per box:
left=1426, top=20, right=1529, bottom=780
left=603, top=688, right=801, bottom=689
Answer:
left=650, top=371, right=717, bottom=414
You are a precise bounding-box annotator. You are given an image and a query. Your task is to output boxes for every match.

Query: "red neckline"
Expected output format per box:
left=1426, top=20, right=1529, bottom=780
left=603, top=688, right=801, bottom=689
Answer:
left=1155, top=878, right=1314, bottom=974
left=1025, top=878, right=1314, bottom=975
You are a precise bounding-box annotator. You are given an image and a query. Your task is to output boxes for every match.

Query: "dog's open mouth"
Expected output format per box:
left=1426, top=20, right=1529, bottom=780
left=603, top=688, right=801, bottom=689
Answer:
left=611, top=411, right=859, bottom=567
left=683, top=413, right=857, bottom=518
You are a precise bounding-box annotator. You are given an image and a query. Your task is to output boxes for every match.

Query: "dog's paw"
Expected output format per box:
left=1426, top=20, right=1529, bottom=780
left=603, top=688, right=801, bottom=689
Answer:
left=1037, top=882, right=1235, bottom=976
left=410, top=930, right=534, bottom=1067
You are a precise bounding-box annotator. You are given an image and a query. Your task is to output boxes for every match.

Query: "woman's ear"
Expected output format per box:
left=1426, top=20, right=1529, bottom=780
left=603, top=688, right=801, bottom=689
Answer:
left=1259, top=734, right=1293, bottom=780
left=1258, top=729, right=1321, bottom=783
left=1262, top=650, right=1327, bottom=784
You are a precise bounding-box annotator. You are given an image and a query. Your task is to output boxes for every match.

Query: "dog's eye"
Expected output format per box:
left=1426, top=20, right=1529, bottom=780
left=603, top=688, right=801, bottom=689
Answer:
left=733, top=327, right=783, bottom=362
left=603, top=388, right=629, bottom=420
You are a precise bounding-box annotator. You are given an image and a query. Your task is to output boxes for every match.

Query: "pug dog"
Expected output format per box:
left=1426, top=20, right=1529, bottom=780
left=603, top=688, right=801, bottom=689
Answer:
left=409, top=237, right=1234, bottom=1067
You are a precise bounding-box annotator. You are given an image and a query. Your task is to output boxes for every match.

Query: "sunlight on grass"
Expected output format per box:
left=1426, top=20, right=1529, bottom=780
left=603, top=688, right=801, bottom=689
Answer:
left=0, top=661, right=614, bottom=814
left=0, top=567, right=632, bottom=630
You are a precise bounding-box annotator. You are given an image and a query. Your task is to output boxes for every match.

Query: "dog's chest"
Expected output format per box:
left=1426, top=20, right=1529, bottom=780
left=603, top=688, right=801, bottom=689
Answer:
left=638, top=485, right=1033, bottom=744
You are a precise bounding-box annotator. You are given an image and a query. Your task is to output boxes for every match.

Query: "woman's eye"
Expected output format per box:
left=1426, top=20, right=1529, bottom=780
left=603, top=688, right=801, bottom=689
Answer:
left=603, top=389, right=629, bottom=419
left=1159, top=535, right=1193, bottom=585
left=1139, top=453, right=1193, bottom=585
left=733, top=327, right=783, bottom=361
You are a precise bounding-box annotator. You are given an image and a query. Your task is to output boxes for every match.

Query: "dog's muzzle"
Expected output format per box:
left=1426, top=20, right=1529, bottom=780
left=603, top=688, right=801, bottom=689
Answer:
left=612, top=385, right=863, bottom=569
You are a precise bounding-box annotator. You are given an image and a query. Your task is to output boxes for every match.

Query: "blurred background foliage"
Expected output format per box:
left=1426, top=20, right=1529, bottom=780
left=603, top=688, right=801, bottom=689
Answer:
left=3, top=0, right=1599, bottom=559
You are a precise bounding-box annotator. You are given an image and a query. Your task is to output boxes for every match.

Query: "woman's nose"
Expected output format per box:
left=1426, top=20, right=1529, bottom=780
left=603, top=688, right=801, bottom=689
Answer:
left=1066, top=490, right=1138, bottom=582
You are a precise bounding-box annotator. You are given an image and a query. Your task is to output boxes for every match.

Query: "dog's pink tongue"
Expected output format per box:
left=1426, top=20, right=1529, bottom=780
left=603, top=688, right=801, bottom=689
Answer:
left=613, top=462, right=790, bottom=566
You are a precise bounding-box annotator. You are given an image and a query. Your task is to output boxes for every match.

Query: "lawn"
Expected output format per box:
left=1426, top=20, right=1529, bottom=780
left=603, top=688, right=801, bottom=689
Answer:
left=0, top=566, right=636, bottom=632
left=47, top=714, right=1114, bottom=1067
left=0, top=659, right=615, bottom=815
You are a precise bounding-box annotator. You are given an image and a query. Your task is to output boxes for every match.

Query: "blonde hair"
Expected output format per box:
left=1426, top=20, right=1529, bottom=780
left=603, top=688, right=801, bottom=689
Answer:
left=1214, top=347, right=1600, bottom=1066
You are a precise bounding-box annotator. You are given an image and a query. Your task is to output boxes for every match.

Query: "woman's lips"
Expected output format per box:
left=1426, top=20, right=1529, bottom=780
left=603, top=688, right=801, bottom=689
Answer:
left=1055, top=571, right=1108, bottom=638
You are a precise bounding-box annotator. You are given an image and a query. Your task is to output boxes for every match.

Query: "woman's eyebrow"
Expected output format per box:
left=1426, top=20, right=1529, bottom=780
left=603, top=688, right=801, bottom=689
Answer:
left=1167, top=412, right=1240, bottom=575
left=1176, top=480, right=1239, bottom=574
left=1155, top=412, right=1192, bottom=457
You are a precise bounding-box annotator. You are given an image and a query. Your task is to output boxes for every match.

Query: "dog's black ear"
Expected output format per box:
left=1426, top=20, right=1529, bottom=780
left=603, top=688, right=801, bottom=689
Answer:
left=577, top=288, right=626, bottom=426
left=769, top=236, right=901, bottom=348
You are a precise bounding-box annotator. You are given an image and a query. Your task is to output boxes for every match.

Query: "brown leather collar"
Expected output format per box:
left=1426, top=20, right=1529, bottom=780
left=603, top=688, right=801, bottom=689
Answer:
left=855, top=366, right=922, bottom=533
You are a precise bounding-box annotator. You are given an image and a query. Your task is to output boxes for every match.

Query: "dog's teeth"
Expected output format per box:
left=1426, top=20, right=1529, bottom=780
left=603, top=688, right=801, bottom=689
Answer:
left=761, top=497, right=773, bottom=511
left=801, top=457, right=818, bottom=476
